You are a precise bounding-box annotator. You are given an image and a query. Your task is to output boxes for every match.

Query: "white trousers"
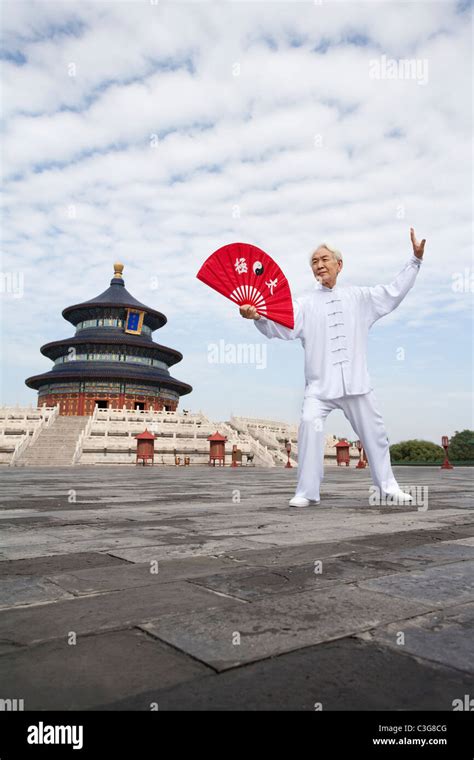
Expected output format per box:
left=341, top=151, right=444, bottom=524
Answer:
left=295, top=390, right=400, bottom=500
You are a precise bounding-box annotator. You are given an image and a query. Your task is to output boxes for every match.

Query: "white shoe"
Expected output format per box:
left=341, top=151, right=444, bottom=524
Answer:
left=289, top=496, right=310, bottom=507
left=289, top=496, right=320, bottom=507
left=385, top=490, right=413, bottom=504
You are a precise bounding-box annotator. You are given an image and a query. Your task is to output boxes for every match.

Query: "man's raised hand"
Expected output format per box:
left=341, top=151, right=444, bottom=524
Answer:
left=410, top=227, right=426, bottom=259
left=239, top=304, right=261, bottom=320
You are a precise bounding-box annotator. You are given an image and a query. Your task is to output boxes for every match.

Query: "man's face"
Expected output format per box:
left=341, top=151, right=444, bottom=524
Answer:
left=311, top=247, right=343, bottom=288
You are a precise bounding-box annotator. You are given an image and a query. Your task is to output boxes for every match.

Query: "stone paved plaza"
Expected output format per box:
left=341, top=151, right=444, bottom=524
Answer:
left=0, top=465, right=472, bottom=711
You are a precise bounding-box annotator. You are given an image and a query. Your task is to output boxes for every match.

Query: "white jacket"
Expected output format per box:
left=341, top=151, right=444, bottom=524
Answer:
left=255, top=254, right=422, bottom=400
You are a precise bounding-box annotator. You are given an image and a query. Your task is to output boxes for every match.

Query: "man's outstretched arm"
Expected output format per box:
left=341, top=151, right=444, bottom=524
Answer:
left=363, top=227, right=426, bottom=324
left=240, top=299, right=304, bottom=341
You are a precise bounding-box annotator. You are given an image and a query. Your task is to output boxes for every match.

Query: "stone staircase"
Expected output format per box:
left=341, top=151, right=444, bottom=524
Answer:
left=16, top=415, right=89, bottom=466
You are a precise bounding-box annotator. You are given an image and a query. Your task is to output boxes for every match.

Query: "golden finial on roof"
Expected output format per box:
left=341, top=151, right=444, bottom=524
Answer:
left=113, top=262, right=124, bottom=279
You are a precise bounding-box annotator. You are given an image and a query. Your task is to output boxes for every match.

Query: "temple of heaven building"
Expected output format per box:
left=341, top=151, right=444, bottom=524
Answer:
left=25, top=263, right=192, bottom=415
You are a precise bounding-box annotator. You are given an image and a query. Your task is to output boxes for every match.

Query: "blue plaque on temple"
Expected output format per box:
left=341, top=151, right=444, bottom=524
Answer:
left=127, top=312, right=139, bottom=331
left=124, top=308, right=144, bottom=334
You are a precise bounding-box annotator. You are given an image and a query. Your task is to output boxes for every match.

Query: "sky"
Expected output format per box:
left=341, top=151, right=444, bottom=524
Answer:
left=0, top=0, right=472, bottom=445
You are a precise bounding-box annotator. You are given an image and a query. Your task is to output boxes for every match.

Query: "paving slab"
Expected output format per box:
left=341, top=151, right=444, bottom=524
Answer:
left=0, top=509, right=39, bottom=518
left=359, top=560, right=474, bottom=607
left=237, top=521, right=451, bottom=546
left=223, top=540, right=364, bottom=567
left=224, top=530, right=474, bottom=567
left=449, top=537, right=474, bottom=547
left=379, top=540, right=474, bottom=564
left=46, top=556, right=251, bottom=595
left=340, top=527, right=474, bottom=551
left=357, top=602, right=474, bottom=674
left=0, top=534, right=194, bottom=561
left=37, top=526, right=181, bottom=542
left=0, top=629, right=212, bottom=710
left=0, top=581, right=242, bottom=646
left=339, top=541, right=474, bottom=573
left=140, top=584, right=435, bottom=671
left=188, top=556, right=412, bottom=601
left=106, top=538, right=274, bottom=563
left=0, top=577, right=74, bottom=609
left=0, top=552, right=129, bottom=579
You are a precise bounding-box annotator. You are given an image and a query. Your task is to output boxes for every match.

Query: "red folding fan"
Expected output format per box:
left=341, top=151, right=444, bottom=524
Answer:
left=196, top=242, right=294, bottom=329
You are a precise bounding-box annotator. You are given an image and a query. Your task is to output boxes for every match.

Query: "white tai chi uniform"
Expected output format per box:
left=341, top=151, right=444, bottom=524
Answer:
left=255, top=254, right=422, bottom=500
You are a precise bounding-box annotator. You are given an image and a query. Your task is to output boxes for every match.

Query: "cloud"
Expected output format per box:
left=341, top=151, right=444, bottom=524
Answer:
left=1, top=0, right=471, bottom=444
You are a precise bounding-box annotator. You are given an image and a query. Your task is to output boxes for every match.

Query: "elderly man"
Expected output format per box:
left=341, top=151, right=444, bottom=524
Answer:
left=240, top=228, right=426, bottom=507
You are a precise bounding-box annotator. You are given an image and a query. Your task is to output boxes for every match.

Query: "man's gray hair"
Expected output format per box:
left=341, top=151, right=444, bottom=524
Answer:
left=309, top=243, right=343, bottom=265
